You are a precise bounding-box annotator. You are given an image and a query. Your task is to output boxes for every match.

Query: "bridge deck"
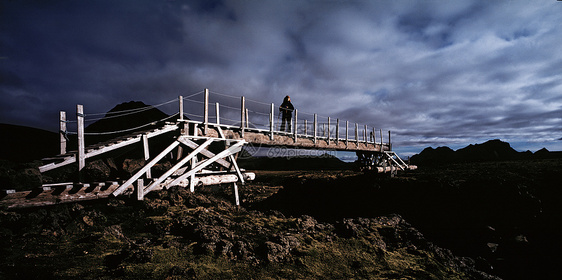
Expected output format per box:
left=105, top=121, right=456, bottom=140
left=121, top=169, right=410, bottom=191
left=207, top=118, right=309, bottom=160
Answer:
left=200, top=122, right=389, bottom=152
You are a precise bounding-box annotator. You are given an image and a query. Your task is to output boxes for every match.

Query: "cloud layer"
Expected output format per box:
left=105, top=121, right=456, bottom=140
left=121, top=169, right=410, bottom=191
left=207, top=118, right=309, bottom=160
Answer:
left=2, top=0, right=562, bottom=156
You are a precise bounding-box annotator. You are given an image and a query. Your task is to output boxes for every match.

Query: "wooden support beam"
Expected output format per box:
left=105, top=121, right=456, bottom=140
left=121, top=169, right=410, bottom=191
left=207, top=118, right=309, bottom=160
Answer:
left=355, top=123, right=359, bottom=146
left=240, top=96, right=245, bottom=137
left=136, top=179, right=144, bottom=201
left=293, top=109, right=298, bottom=142
left=143, top=138, right=214, bottom=194
left=304, top=119, right=308, bottom=136
left=112, top=140, right=181, bottom=196
left=346, top=121, right=349, bottom=148
left=179, top=95, right=184, bottom=121
left=313, top=114, right=317, bottom=144
left=336, top=118, right=339, bottom=144
left=215, top=102, right=220, bottom=125
left=59, top=111, right=66, bottom=154
left=142, top=134, right=151, bottom=179
left=77, top=104, right=85, bottom=182
left=178, top=138, right=230, bottom=169
left=327, top=117, right=331, bottom=145
left=168, top=140, right=245, bottom=187
left=364, top=125, right=367, bottom=144
left=204, top=89, right=209, bottom=135
left=233, top=182, right=240, bottom=206
left=270, top=103, right=274, bottom=140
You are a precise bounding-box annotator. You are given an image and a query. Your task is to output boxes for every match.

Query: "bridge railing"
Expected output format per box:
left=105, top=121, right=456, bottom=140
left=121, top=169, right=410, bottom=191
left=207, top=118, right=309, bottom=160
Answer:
left=178, top=89, right=392, bottom=148
left=59, top=88, right=392, bottom=155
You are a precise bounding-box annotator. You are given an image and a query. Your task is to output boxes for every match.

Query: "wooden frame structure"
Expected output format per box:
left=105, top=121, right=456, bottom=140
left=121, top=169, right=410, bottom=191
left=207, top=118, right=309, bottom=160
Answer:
left=1, top=89, right=415, bottom=209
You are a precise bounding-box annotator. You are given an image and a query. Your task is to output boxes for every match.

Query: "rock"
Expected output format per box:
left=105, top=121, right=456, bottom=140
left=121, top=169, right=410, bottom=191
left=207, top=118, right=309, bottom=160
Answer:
left=122, top=158, right=145, bottom=175
left=83, top=159, right=111, bottom=181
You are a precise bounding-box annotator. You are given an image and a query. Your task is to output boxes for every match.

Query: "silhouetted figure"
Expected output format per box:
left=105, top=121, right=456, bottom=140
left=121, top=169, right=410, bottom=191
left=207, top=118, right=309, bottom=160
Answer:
left=279, top=95, right=294, bottom=132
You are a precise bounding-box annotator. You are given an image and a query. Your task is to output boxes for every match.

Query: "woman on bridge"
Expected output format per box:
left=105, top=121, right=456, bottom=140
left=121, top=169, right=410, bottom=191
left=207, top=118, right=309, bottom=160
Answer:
left=279, top=95, right=294, bottom=132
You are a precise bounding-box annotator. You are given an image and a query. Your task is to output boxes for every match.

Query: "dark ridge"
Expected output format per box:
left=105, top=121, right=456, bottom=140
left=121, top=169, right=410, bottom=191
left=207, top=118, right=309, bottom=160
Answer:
left=411, top=139, right=562, bottom=166
left=0, top=123, right=58, bottom=162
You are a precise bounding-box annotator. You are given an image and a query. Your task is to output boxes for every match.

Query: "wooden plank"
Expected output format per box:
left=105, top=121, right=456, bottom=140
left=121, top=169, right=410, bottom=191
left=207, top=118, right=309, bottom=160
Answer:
left=143, top=138, right=214, bottom=194
left=112, top=140, right=181, bottom=196
left=168, top=140, right=245, bottom=187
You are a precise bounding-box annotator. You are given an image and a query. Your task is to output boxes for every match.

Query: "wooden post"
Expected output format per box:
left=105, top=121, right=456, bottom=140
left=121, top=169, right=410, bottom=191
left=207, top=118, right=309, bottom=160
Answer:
left=190, top=156, right=197, bottom=192
left=293, top=109, right=298, bottom=142
left=240, top=96, right=245, bottom=137
left=388, top=130, right=392, bottom=150
left=327, top=117, right=331, bottom=145
left=304, top=119, right=308, bottom=136
left=346, top=120, right=349, bottom=147
left=59, top=111, right=66, bottom=154
left=336, top=119, right=339, bottom=144
left=204, top=89, right=209, bottom=135
left=215, top=102, right=220, bottom=125
left=233, top=183, right=240, bottom=206
left=270, top=103, right=274, bottom=140
left=355, top=123, right=359, bottom=146
left=373, top=127, right=376, bottom=143
left=136, top=179, right=144, bottom=201
left=364, top=125, right=368, bottom=143
left=77, top=104, right=85, bottom=182
left=245, top=108, right=249, bottom=128
left=380, top=129, right=383, bottom=151
left=179, top=95, right=184, bottom=121
left=142, top=134, right=151, bottom=179
left=313, top=114, right=317, bottom=144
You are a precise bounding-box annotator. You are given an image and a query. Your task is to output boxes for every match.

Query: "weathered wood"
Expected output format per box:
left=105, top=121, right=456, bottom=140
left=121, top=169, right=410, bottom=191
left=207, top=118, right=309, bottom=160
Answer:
left=204, top=89, right=209, bottom=135
left=142, top=134, right=151, bottom=179
left=313, top=114, right=317, bottom=144
left=270, top=103, right=274, bottom=140
left=136, top=179, right=144, bottom=201
left=293, top=109, right=298, bottom=142
left=233, top=182, right=240, bottom=206
left=215, top=102, right=220, bottom=125
left=77, top=104, right=85, bottom=181
left=143, top=138, right=214, bottom=194
left=39, top=124, right=180, bottom=173
left=240, top=96, right=245, bottom=137
left=112, top=140, right=181, bottom=196
left=59, top=111, right=66, bottom=154
left=179, top=95, right=184, bottom=121
left=327, top=117, right=331, bottom=145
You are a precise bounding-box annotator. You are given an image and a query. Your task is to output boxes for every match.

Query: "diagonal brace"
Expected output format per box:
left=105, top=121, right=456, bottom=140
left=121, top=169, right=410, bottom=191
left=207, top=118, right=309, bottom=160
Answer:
left=143, top=138, right=214, bottom=194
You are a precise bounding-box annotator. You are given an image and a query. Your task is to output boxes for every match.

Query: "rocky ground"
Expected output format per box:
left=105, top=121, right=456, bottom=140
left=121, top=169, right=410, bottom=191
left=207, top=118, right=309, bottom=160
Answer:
left=1, top=171, right=503, bottom=280
left=1, top=158, right=561, bottom=279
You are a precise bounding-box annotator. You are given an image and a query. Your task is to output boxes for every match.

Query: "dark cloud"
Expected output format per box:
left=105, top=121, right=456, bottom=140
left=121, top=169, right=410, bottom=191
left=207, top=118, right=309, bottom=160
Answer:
left=1, top=0, right=562, bottom=156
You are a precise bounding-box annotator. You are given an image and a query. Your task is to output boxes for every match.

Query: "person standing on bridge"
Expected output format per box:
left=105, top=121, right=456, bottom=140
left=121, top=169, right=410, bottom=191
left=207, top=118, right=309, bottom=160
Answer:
left=279, top=95, right=294, bottom=132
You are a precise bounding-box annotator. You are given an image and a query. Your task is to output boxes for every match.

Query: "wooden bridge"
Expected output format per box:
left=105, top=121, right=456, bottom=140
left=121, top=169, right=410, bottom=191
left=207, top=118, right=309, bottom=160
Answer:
left=1, top=89, right=415, bottom=209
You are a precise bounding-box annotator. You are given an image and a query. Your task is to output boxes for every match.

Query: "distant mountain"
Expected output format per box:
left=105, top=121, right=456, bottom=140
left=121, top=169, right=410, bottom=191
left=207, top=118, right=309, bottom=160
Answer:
left=85, top=101, right=171, bottom=145
left=0, top=123, right=58, bottom=162
left=410, top=139, right=561, bottom=166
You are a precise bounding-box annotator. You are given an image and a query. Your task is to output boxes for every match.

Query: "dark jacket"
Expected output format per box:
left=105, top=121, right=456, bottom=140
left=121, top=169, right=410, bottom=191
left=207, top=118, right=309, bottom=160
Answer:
left=279, top=98, right=294, bottom=119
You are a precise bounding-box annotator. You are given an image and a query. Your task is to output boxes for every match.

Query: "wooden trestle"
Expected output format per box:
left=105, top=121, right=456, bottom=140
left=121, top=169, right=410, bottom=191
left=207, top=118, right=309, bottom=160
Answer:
left=1, top=89, right=416, bottom=209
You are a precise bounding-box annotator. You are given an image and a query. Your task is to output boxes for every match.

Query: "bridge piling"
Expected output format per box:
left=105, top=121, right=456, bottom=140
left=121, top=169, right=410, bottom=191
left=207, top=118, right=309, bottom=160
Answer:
left=59, top=111, right=67, bottom=154
left=204, top=89, right=209, bottom=135
left=77, top=104, right=85, bottom=182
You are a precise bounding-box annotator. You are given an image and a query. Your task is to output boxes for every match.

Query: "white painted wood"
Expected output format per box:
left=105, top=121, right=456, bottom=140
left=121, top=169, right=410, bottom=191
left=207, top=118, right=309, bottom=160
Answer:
left=59, top=111, right=66, bottom=154
left=112, top=140, right=181, bottom=196
left=77, top=104, right=85, bottom=181
left=204, top=89, right=209, bottom=135
left=179, top=95, right=184, bottom=121
left=144, top=138, right=214, bottom=194
left=136, top=179, right=144, bottom=201
left=168, top=140, right=245, bottom=187
left=142, top=134, right=151, bottom=179
left=233, top=182, right=240, bottom=206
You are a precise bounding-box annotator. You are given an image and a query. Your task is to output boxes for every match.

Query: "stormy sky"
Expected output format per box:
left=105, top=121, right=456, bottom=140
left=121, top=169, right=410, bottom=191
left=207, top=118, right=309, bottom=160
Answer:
left=2, top=0, right=562, bottom=157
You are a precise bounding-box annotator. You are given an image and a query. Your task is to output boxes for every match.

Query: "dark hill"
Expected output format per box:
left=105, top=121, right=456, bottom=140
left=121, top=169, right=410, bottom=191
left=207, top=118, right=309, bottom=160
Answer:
left=85, top=101, right=171, bottom=145
left=0, top=123, right=58, bottom=162
left=411, top=139, right=561, bottom=166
